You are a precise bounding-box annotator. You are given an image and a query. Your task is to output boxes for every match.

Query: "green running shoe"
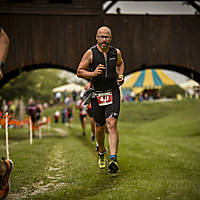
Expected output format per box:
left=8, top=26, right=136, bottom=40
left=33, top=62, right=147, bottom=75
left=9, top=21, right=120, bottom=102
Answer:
left=108, top=160, right=119, bottom=173
left=98, top=152, right=106, bottom=169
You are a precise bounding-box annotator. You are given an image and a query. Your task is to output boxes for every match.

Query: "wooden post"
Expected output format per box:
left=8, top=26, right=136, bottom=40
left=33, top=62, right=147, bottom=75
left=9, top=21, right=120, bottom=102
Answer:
left=29, top=117, right=32, bottom=145
left=5, top=112, right=9, bottom=159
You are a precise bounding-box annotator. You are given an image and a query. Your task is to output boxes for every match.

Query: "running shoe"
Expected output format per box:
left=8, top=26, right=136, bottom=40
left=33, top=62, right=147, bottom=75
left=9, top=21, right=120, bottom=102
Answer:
left=108, top=160, right=119, bottom=173
left=0, top=158, right=13, bottom=199
left=98, top=152, right=107, bottom=169
left=90, top=133, right=95, bottom=142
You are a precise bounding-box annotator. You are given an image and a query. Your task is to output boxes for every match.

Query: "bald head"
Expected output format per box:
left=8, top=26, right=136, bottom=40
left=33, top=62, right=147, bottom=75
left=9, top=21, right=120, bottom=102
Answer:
left=97, top=26, right=112, bottom=37
left=96, top=26, right=112, bottom=50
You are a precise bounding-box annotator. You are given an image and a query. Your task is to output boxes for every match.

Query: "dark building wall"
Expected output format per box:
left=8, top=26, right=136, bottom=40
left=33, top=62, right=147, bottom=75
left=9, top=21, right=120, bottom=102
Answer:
left=0, top=11, right=200, bottom=84
left=0, top=14, right=104, bottom=73
left=0, top=0, right=103, bottom=15
left=104, top=15, right=200, bottom=77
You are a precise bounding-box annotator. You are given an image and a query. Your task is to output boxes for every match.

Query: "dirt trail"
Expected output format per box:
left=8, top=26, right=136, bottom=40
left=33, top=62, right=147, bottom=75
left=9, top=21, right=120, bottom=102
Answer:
left=8, top=128, right=68, bottom=200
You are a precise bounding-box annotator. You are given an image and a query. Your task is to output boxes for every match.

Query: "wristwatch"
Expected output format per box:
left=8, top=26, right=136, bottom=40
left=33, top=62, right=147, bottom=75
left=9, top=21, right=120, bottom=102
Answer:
left=118, top=74, right=124, bottom=79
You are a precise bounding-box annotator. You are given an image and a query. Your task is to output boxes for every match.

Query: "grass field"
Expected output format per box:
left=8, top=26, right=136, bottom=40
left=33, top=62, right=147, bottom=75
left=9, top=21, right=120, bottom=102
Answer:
left=0, top=99, right=200, bottom=200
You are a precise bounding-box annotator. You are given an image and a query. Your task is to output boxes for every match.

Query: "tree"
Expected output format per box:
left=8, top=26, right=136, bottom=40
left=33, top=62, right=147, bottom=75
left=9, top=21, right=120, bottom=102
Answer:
left=159, top=85, right=185, bottom=98
left=0, top=69, right=70, bottom=103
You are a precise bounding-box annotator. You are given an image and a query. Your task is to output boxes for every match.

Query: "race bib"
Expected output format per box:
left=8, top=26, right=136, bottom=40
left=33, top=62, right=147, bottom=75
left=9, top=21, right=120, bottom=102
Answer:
left=96, top=92, right=113, bottom=106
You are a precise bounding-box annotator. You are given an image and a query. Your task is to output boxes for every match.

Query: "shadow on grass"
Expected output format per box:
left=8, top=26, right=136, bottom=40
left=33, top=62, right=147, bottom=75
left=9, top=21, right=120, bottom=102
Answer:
left=75, top=133, right=98, bottom=155
left=63, top=171, right=124, bottom=200
left=184, top=132, right=200, bottom=137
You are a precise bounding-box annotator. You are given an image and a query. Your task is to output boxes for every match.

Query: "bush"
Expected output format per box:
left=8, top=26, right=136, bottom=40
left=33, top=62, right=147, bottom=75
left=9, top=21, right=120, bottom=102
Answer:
left=159, top=85, right=185, bottom=98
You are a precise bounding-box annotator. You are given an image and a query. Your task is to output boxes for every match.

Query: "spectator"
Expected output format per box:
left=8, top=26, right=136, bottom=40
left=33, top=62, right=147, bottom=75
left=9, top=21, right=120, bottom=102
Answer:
left=55, top=92, right=62, bottom=104
left=62, top=106, right=67, bottom=123
left=26, top=98, right=37, bottom=138
left=66, top=104, right=73, bottom=128
left=35, top=100, right=43, bottom=122
left=72, top=90, right=77, bottom=103
left=54, top=110, right=60, bottom=123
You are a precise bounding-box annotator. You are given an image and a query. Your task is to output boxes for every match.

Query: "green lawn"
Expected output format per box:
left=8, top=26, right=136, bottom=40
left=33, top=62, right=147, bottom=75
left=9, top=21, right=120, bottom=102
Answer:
left=0, top=99, right=200, bottom=200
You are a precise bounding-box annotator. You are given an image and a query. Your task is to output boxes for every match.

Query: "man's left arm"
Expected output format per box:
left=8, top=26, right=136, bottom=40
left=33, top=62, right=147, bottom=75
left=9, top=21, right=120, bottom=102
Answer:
left=116, top=49, right=125, bottom=86
left=0, top=28, right=10, bottom=80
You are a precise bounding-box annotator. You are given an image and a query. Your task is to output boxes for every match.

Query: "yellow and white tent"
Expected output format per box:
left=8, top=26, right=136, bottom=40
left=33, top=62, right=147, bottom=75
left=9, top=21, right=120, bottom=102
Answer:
left=122, top=69, right=176, bottom=94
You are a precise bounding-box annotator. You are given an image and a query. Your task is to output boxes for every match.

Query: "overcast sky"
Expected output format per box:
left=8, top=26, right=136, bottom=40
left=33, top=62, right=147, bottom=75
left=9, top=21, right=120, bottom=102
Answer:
left=103, top=1, right=196, bottom=15
left=103, top=1, right=196, bottom=84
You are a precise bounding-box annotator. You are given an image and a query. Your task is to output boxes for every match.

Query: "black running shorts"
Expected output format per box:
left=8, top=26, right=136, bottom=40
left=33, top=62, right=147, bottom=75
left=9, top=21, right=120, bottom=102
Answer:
left=87, top=108, right=94, bottom=118
left=80, top=114, right=86, bottom=122
left=91, top=87, right=120, bottom=127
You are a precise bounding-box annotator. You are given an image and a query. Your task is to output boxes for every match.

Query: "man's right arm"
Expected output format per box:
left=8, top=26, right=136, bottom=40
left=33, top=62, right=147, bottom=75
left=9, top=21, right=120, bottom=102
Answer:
left=77, top=49, right=94, bottom=79
left=77, top=49, right=105, bottom=79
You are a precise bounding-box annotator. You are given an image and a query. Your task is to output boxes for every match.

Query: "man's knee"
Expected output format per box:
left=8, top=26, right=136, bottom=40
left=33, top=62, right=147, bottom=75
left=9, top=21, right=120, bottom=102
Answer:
left=106, top=118, right=117, bottom=131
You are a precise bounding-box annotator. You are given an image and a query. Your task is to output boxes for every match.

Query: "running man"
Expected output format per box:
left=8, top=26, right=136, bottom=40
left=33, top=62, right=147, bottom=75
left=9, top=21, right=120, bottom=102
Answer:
left=76, top=95, right=87, bottom=136
left=77, top=26, right=125, bottom=173
left=83, top=82, right=96, bottom=142
left=0, top=27, right=13, bottom=199
left=66, top=103, right=73, bottom=128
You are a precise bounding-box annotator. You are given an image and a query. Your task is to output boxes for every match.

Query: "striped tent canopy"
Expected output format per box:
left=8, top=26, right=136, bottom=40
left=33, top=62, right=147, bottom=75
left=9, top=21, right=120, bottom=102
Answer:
left=122, top=69, right=176, bottom=90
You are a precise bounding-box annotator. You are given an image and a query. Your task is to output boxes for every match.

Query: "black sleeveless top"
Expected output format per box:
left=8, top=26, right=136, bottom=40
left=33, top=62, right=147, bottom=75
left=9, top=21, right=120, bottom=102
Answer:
left=89, top=45, right=118, bottom=91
